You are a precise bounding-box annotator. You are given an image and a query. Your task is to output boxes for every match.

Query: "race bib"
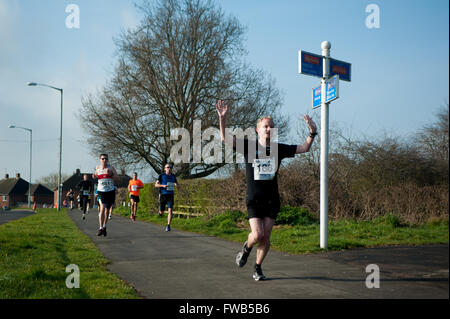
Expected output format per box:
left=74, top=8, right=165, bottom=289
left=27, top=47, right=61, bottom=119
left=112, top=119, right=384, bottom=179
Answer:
left=167, top=182, right=174, bottom=192
left=253, top=158, right=276, bottom=180
left=83, top=190, right=90, bottom=196
left=131, top=185, right=137, bottom=192
left=99, top=179, right=114, bottom=191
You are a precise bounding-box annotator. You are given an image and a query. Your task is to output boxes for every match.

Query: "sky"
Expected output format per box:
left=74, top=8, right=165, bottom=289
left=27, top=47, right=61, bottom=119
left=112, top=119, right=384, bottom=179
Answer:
left=0, top=0, right=448, bottom=184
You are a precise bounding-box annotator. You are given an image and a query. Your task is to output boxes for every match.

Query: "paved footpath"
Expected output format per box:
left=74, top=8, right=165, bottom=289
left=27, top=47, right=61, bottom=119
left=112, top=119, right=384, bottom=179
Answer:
left=68, top=209, right=448, bottom=299
left=0, top=210, right=35, bottom=225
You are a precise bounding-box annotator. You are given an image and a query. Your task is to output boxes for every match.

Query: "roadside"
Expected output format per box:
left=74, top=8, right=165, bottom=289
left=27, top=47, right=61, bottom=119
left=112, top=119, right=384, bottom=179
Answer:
left=0, top=208, right=140, bottom=298
left=68, top=209, right=449, bottom=299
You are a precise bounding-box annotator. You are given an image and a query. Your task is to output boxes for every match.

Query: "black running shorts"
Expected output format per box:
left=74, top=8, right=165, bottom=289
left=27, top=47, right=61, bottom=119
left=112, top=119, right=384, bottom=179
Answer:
left=246, top=197, right=280, bottom=220
left=98, top=191, right=115, bottom=209
left=159, top=194, right=174, bottom=211
left=130, top=195, right=140, bottom=203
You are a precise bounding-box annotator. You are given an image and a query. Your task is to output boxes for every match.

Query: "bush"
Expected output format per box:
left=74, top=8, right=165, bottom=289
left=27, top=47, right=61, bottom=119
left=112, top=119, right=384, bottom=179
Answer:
left=206, top=210, right=246, bottom=226
left=375, top=213, right=402, bottom=228
left=275, top=206, right=318, bottom=226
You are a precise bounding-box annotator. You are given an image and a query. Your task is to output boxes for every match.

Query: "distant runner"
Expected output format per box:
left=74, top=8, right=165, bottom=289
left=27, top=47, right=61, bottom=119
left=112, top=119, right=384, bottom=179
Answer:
left=217, top=99, right=317, bottom=281
left=128, top=172, right=144, bottom=221
left=76, top=174, right=93, bottom=220
left=155, top=164, right=178, bottom=231
left=93, top=154, right=119, bottom=237
left=66, top=188, right=75, bottom=210
left=94, top=189, right=101, bottom=214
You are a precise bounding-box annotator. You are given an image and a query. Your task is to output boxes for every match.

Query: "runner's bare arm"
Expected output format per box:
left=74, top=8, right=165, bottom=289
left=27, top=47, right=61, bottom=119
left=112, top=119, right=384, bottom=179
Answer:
left=296, top=115, right=318, bottom=154
left=155, top=180, right=167, bottom=188
left=92, top=166, right=99, bottom=179
left=109, top=167, right=120, bottom=183
left=217, top=99, right=235, bottom=148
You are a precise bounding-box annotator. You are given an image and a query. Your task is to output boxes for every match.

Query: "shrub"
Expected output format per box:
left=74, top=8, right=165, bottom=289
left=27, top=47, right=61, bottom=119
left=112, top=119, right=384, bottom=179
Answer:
left=375, top=213, right=402, bottom=227
left=206, top=210, right=246, bottom=227
left=275, top=206, right=318, bottom=226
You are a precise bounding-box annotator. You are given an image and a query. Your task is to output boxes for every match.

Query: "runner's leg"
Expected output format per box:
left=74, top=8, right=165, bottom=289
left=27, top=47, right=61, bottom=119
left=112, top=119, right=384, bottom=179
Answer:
left=168, top=208, right=173, bottom=225
left=247, top=218, right=264, bottom=249
left=255, top=217, right=275, bottom=265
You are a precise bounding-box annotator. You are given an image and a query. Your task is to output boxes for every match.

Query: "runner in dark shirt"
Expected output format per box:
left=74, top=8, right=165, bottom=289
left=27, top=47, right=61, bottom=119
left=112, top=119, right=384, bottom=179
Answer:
left=217, top=99, right=317, bottom=281
left=76, top=174, right=93, bottom=220
left=66, top=189, right=75, bottom=210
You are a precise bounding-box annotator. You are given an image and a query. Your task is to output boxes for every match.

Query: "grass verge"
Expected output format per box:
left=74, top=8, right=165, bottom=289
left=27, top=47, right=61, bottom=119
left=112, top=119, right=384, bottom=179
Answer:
left=115, top=206, right=449, bottom=254
left=0, top=208, right=140, bottom=299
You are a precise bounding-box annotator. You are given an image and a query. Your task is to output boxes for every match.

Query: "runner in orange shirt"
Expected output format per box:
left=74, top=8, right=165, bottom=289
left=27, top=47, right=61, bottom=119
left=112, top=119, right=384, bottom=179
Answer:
left=128, top=172, right=144, bottom=221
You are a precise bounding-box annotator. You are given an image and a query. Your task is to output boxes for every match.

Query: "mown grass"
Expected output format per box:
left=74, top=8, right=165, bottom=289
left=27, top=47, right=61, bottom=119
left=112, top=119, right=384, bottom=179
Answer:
left=0, top=208, right=140, bottom=299
left=115, top=206, right=449, bottom=254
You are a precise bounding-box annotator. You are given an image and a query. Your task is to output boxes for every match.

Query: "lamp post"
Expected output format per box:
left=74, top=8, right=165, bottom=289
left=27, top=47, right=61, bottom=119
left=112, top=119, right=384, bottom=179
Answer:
left=8, top=125, right=32, bottom=208
left=27, top=82, right=63, bottom=211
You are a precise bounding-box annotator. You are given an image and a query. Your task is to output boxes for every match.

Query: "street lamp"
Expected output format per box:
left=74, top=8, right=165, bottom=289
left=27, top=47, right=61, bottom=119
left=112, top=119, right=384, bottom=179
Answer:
left=8, top=125, right=32, bottom=208
left=27, top=82, right=63, bottom=211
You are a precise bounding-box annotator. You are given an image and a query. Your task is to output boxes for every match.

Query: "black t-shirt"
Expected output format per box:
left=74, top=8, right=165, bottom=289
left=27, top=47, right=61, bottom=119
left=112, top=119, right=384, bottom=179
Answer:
left=77, top=180, right=93, bottom=196
left=236, top=138, right=297, bottom=202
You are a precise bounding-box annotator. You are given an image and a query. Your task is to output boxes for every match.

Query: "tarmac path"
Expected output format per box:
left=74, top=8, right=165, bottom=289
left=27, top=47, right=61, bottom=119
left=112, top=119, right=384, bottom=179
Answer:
left=0, top=209, right=35, bottom=226
left=68, top=209, right=448, bottom=299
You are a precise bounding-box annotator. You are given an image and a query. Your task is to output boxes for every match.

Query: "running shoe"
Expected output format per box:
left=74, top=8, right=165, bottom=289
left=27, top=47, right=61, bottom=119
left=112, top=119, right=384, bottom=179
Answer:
left=252, top=268, right=267, bottom=281
left=235, top=242, right=251, bottom=267
left=165, top=225, right=171, bottom=232
left=108, top=214, right=112, bottom=220
left=158, top=212, right=163, bottom=217
left=103, top=227, right=107, bottom=237
left=97, top=228, right=103, bottom=236
left=82, top=214, right=85, bottom=220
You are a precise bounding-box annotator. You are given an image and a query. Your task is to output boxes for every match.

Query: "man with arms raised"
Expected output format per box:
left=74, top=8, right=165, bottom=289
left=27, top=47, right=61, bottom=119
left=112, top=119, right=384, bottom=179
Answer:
left=217, top=99, right=317, bottom=281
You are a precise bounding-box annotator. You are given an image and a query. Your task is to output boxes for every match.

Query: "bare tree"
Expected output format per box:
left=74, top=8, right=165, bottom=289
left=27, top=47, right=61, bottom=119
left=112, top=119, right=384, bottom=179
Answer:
left=79, top=0, right=287, bottom=179
left=416, top=103, right=449, bottom=162
left=37, top=173, right=70, bottom=190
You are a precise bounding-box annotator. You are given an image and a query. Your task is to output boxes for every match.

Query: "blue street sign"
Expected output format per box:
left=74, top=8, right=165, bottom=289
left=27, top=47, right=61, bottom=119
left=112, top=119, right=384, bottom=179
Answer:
left=299, top=50, right=323, bottom=78
left=325, top=75, right=339, bottom=102
left=312, top=85, right=322, bottom=109
left=329, top=58, right=351, bottom=82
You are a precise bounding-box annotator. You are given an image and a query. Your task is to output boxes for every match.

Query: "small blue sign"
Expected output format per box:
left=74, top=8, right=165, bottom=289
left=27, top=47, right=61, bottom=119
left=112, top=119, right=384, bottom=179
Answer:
left=329, top=58, right=351, bottom=82
left=312, top=85, right=322, bottom=109
left=299, top=50, right=323, bottom=78
left=325, top=75, right=339, bottom=102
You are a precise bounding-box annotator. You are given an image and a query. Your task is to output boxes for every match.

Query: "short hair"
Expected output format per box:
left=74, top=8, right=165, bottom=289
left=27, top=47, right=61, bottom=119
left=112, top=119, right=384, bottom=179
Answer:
left=164, top=163, right=172, bottom=168
left=133, top=172, right=138, bottom=176
left=99, top=153, right=108, bottom=158
left=256, top=116, right=274, bottom=127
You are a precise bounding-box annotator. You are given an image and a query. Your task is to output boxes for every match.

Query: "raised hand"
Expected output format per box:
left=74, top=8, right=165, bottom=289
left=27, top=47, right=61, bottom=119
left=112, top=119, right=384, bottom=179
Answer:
left=304, top=114, right=317, bottom=134
left=216, top=100, right=228, bottom=117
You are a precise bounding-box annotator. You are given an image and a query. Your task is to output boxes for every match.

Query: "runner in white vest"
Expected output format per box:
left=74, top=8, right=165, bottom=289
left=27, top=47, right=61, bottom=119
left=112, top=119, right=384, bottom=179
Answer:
left=93, top=154, right=119, bottom=237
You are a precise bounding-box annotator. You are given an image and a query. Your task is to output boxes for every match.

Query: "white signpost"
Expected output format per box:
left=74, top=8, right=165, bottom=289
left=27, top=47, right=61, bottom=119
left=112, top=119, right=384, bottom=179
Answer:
left=299, top=42, right=351, bottom=249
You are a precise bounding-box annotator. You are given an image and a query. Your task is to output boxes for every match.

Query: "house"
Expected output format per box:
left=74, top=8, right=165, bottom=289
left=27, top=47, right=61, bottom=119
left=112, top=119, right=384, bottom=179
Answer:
left=54, top=168, right=132, bottom=207
left=0, top=173, right=29, bottom=208
left=26, top=184, right=54, bottom=207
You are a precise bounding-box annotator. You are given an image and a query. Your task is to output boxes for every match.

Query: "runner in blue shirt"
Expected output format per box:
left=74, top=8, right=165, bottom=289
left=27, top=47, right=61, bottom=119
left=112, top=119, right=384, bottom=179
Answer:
left=155, top=163, right=179, bottom=231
